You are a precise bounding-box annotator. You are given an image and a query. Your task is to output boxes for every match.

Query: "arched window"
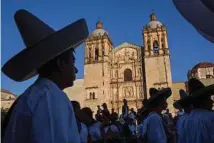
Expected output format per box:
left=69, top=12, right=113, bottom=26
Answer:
left=124, top=69, right=133, bottom=81
left=153, top=40, right=159, bottom=55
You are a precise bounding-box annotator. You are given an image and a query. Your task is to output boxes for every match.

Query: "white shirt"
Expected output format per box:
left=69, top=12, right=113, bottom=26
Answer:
left=3, top=78, right=80, bottom=143
left=104, top=124, right=120, bottom=134
left=145, top=112, right=167, bottom=143
left=177, top=109, right=214, bottom=143
left=80, top=123, right=88, bottom=143
left=176, top=112, right=188, bottom=143
left=89, top=121, right=102, bottom=141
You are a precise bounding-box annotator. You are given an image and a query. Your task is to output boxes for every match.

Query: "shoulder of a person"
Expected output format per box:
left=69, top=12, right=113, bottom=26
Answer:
left=23, top=80, right=69, bottom=111
left=147, top=112, right=162, bottom=122
left=149, top=112, right=160, bottom=118
left=81, top=122, right=87, bottom=127
left=199, top=110, right=214, bottom=122
left=191, top=109, right=214, bottom=119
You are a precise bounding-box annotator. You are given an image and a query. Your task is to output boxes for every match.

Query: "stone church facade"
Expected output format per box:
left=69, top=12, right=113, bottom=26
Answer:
left=64, top=13, right=187, bottom=115
left=81, top=13, right=174, bottom=113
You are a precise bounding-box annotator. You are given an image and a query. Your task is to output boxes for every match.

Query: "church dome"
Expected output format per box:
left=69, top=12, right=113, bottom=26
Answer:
left=91, top=21, right=108, bottom=37
left=147, top=13, right=163, bottom=29
left=191, top=62, right=214, bottom=73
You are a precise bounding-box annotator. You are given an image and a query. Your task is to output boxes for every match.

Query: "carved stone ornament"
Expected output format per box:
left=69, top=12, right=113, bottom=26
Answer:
left=123, top=86, right=134, bottom=98
left=124, top=49, right=130, bottom=61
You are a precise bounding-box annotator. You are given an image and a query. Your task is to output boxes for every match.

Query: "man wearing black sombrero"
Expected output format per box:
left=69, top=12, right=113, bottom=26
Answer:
left=175, top=78, right=214, bottom=143
left=141, top=87, right=173, bottom=143
left=2, top=9, right=88, bottom=143
left=173, top=89, right=192, bottom=143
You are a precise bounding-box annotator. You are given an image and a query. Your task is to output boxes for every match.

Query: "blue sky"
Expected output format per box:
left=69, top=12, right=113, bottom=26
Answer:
left=1, top=0, right=214, bottom=95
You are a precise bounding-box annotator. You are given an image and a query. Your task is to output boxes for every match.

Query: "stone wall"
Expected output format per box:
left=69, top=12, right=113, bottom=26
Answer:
left=1, top=89, right=16, bottom=110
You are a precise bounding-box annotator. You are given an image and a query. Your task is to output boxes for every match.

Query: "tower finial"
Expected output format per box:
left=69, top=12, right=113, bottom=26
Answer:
left=150, top=11, right=157, bottom=21
left=96, top=16, right=103, bottom=29
left=152, top=9, right=155, bottom=13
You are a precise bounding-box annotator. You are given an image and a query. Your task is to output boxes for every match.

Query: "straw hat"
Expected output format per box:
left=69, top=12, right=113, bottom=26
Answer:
left=2, top=9, right=89, bottom=81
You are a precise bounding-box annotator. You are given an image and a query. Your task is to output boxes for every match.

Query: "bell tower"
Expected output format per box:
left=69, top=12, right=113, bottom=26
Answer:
left=84, top=21, right=113, bottom=111
left=143, top=13, right=173, bottom=109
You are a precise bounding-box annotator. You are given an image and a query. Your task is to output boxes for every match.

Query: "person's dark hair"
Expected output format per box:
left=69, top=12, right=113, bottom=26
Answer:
left=149, top=100, right=161, bottom=108
left=71, top=100, right=80, bottom=111
left=81, top=107, right=93, bottom=119
left=37, top=49, right=74, bottom=77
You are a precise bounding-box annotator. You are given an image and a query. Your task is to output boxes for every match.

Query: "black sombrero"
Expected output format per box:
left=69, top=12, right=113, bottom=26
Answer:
left=174, top=78, right=214, bottom=109
left=173, top=89, right=192, bottom=109
left=173, top=0, right=214, bottom=43
left=146, top=87, right=172, bottom=108
left=2, top=9, right=89, bottom=81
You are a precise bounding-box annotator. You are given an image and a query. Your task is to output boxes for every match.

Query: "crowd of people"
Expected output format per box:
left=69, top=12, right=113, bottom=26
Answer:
left=69, top=79, right=214, bottom=143
left=71, top=98, right=174, bottom=143
left=1, top=9, right=214, bottom=143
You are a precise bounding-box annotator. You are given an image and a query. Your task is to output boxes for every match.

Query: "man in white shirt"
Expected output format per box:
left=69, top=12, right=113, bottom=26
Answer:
left=175, top=78, right=214, bottom=143
left=2, top=9, right=88, bottom=143
left=143, top=88, right=172, bottom=143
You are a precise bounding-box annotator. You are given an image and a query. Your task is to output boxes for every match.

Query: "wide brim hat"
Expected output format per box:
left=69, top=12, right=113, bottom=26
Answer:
left=173, top=0, right=214, bottom=43
left=188, top=78, right=214, bottom=99
left=146, top=87, right=172, bottom=108
left=173, top=89, right=192, bottom=109
left=174, top=78, right=214, bottom=108
left=138, top=99, right=149, bottom=114
left=2, top=9, right=89, bottom=81
left=138, top=107, right=149, bottom=117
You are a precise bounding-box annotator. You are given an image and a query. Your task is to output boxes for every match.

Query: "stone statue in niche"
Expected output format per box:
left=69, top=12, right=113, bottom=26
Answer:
left=123, top=86, right=134, bottom=97
left=139, top=86, right=143, bottom=97
left=117, top=54, right=121, bottom=61
left=114, top=70, right=118, bottom=78
left=89, top=47, right=92, bottom=58
left=138, top=68, right=141, bottom=76
left=131, top=51, right=135, bottom=59
left=124, top=49, right=130, bottom=61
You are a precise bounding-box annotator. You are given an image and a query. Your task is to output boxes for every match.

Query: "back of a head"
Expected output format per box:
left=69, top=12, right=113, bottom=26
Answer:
left=82, top=107, right=93, bottom=119
left=71, top=100, right=80, bottom=111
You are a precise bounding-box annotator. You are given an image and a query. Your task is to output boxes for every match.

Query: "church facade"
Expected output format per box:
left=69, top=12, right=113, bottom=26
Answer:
left=82, top=13, right=174, bottom=113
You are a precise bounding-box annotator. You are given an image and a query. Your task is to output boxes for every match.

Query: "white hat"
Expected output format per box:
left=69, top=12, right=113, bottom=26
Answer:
left=2, top=9, right=89, bottom=81
left=173, top=0, right=214, bottom=43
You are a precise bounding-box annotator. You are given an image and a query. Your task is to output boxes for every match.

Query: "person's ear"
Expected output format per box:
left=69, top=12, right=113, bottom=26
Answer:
left=56, top=58, right=66, bottom=72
